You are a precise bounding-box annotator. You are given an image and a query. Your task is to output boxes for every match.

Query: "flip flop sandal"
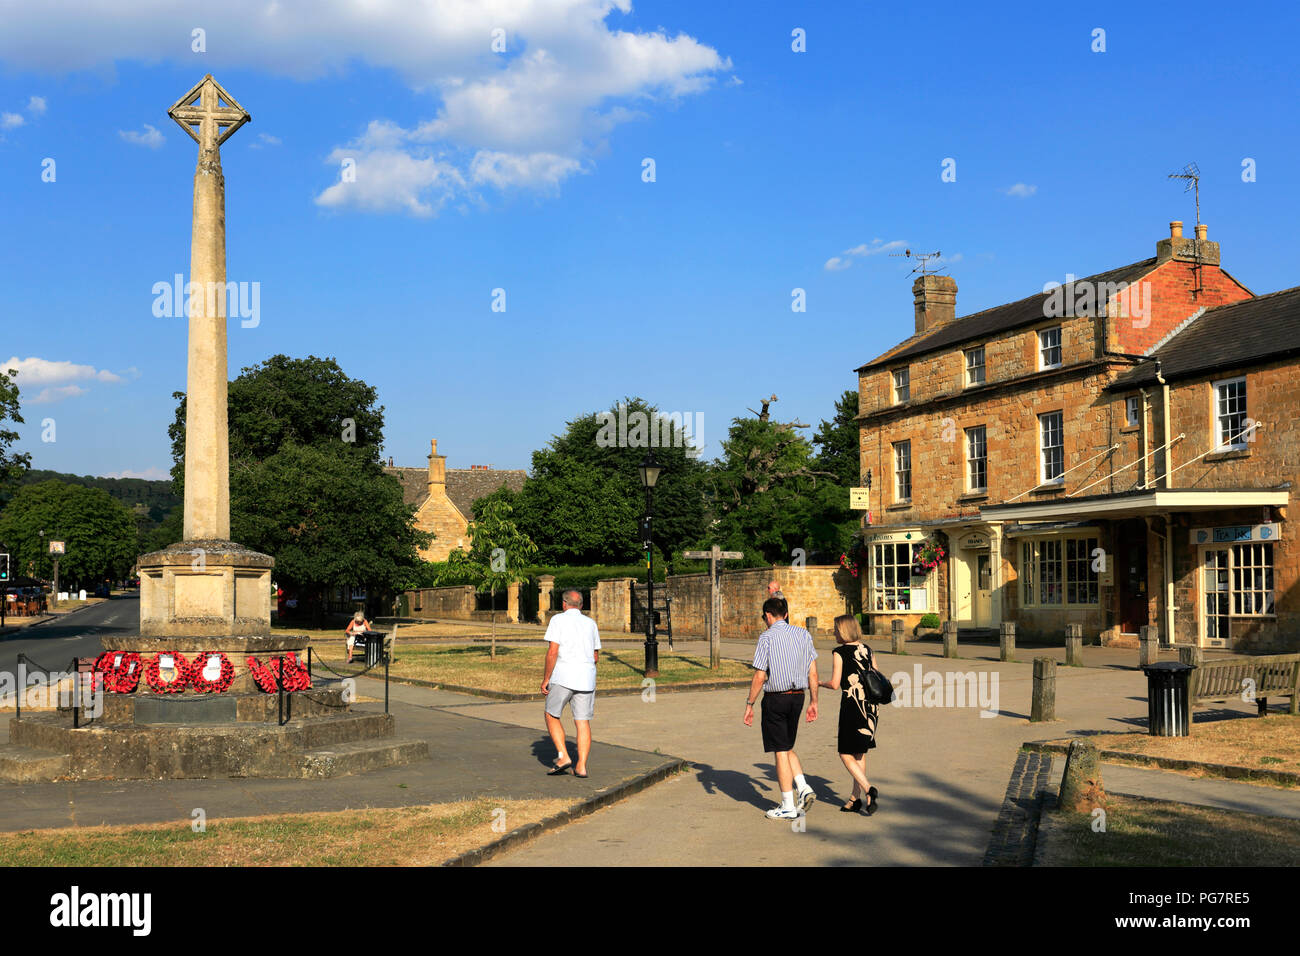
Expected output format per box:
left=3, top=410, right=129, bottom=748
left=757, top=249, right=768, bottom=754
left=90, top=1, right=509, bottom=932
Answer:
left=547, top=761, right=573, bottom=776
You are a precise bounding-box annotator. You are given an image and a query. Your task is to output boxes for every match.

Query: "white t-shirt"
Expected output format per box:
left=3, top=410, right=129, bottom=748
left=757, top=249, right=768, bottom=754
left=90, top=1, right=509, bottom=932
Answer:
left=545, top=608, right=601, bottom=692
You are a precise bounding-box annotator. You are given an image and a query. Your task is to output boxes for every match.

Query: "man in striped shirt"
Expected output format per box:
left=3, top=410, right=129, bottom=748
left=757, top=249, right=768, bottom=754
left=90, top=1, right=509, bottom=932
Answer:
left=743, top=596, right=819, bottom=819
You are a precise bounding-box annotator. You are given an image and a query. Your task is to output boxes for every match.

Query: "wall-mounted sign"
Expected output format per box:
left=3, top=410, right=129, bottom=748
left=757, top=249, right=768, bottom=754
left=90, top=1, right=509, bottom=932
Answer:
left=957, top=531, right=990, bottom=550
left=1192, top=524, right=1279, bottom=545
left=849, top=487, right=870, bottom=510
left=49, top=540, right=65, bottom=554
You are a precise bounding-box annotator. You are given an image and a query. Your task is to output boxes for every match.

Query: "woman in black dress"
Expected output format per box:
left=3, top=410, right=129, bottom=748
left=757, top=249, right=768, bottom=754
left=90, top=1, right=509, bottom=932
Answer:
left=818, top=614, right=879, bottom=814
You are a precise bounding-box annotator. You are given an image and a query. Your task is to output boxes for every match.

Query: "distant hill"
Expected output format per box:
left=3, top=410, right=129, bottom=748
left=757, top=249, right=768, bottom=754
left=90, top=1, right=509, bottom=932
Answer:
left=7, top=470, right=179, bottom=521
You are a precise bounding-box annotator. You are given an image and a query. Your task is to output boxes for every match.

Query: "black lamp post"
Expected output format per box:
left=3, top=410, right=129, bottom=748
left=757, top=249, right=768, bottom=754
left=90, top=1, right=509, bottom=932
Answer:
left=638, top=453, right=664, bottom=678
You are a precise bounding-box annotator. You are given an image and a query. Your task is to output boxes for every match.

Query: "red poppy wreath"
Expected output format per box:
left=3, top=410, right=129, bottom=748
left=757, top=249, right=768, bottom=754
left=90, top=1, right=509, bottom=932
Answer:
left=246, top=652, right=310, bottom=693
left=95, top=651, right=143, bottom=694
left=188, top=652, right=234, bottom=693
left=144, top=652, right=190, bottom=693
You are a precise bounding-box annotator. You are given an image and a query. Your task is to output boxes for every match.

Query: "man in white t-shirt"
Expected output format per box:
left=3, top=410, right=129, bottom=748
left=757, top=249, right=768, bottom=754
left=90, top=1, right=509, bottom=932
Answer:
left=541, top=589, right=602, bottom=778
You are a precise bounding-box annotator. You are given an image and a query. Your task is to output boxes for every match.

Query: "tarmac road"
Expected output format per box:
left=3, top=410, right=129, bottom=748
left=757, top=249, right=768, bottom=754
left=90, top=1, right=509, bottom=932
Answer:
left=0, top=595, right=137, bottom=679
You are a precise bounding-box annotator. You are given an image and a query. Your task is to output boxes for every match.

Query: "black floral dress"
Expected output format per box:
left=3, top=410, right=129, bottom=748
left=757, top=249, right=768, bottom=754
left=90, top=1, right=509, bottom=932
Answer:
left=834, top=642, right=879, bottom=755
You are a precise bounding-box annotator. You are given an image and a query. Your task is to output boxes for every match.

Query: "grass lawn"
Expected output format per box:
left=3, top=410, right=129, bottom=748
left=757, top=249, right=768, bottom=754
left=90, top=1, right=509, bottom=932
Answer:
left=0, top=798, right=575, bottom=867
left=1081, top=715, right=1300, bottom=775
left=1039, top=793, right=1300, bottom=866
left=310, top=643, right=752, bottom=695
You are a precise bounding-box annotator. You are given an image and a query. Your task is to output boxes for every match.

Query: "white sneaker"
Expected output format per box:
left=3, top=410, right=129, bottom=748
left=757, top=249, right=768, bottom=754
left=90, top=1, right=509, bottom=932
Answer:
left=797, top=787, right=816, bottom=812
left=766, top=805, right=803, bottom=820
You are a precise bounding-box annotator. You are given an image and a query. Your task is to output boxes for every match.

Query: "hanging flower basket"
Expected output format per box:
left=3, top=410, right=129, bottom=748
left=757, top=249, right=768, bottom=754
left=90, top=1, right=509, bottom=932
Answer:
left=911, top=537, right=946, bottom=576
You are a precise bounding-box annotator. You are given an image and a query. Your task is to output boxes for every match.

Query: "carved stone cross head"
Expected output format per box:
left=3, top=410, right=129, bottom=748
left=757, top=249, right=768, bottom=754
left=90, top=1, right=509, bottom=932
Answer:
left=168, top=74, right=250, bottom=153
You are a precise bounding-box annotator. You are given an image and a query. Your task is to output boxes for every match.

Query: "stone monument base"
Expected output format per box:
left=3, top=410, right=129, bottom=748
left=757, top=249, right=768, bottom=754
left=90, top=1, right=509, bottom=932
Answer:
left=137, top=539, right=275, bottom=639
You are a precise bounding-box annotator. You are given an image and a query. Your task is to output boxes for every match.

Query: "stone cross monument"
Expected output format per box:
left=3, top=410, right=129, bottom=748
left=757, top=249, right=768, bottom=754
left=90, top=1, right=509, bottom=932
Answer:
left=132, top=76, right=292, bottom=663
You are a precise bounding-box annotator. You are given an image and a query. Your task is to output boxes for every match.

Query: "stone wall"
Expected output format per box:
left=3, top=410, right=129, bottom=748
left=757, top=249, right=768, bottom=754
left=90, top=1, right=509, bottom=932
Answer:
left=663, top=565, right=857, bottom=641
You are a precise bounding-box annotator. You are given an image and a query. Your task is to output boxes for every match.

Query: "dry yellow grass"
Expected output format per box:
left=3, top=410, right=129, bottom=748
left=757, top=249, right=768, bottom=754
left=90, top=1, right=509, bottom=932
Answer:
left=0, top=798, right=577, bottom=867
left=1040, top=793, right=1300, bottom=866
left=311, top=643, right=751, bottom=695
left=1088, top=715, right=1300, bottom=770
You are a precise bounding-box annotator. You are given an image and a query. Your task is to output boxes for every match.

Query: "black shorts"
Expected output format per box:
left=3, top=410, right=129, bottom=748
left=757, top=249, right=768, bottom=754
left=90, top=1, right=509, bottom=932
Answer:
left=760, top=692, right=804, bottom=753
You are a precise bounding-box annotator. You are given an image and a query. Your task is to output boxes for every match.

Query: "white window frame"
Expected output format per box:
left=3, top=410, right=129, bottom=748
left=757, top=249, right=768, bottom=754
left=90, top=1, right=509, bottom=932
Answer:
left=1039, top=410, right=1064, bottom=484
left=892, top=367, right=910, bottom=404
left=869, top=537, right=932, bottom=613
left=966, top=425, right=987, bottom=492
left=1200, top=544, right=1275, bottom=644
left=1038, top=326, right=1062, bottom=370
left=1124, top=395, right=1140, bottom=429
left=965, top=346, right=986, bottom=387
left=894, top=440, right=912, bottom=502
left=1020, top=535, right=1100, bottom=608
left=1213, top=376, right=1248, bottom=450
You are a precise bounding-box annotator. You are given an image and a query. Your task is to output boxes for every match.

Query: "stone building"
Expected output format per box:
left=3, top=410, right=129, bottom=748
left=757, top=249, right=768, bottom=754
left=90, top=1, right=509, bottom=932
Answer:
left=385, top=439, right=527, bottom=561
left=855, top=221, right=1298, bottom=651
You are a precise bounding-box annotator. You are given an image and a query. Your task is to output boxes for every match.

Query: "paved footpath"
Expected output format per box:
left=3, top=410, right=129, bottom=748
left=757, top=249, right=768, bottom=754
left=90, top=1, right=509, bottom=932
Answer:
left=460, top=640, right=1273, bottom=866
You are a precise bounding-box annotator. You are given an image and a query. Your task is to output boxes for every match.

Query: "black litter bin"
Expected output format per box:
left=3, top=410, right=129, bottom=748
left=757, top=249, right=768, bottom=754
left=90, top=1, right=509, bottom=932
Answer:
left=363, top=631, right=384, bottom=668
left=1142, top=661, right=1193, bottom=736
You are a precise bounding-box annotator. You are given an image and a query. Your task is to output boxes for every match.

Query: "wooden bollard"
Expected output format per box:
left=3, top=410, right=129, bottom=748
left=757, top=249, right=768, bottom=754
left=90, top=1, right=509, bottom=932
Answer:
left=1065, top=623, right=1083, bottom=667
left=1138, top=625, right=1159, bottom=667
left=999, top=621, right=1016, bottom=662
left=1031, top=657, right=1056, bottom=722
left=1178, top=644, right=1202, bottom=701
left=942, top=620, right=959, bottom=659
left=890, top=617, right=906, bottom=655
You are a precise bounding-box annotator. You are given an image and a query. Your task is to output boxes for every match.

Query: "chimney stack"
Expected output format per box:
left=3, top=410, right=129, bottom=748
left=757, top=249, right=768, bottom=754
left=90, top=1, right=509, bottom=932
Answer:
left=1157, top=220, right=1219, bottom=265
left=913, top=274, right=958, bottom=334
left=427, top=438, right=446, bottom=499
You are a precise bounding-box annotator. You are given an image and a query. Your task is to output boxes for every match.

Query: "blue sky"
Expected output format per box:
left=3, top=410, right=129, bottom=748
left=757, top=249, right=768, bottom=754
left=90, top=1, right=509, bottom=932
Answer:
left=2, top=0, right=1298, bottom=479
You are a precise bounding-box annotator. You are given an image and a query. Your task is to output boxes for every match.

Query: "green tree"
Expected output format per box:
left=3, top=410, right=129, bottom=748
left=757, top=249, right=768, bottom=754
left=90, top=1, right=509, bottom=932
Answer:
left=483, top=398, right=708, bottom=565
left=461, top=497, right=539, bottom=658
left=0, top=366, right=31, bottom=502
left=230, top=444, right=429, bottom=625
left=0, top=481, right=137, bottom=589
left=168, top=354, right=386, bottom=490
left=812, top=389, right=862, bottom=487
left=707, top=414, right=842, bottom=564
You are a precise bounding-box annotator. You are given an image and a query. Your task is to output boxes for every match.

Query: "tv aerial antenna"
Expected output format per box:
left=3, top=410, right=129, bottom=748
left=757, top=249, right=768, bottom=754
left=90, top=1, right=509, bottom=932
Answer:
left=1168, top=162, right=1201, bottom=230
left=890, top=248, right=944, bottom=276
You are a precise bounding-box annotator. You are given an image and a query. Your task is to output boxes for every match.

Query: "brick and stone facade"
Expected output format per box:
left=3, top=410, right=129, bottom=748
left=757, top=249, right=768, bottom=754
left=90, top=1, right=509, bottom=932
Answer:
left=855, top=222, right=1297, bottom=651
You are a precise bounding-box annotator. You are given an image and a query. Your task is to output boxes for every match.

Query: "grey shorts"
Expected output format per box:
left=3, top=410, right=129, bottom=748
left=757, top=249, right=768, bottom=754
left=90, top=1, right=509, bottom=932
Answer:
left=546, top=683, right=595, bottom=721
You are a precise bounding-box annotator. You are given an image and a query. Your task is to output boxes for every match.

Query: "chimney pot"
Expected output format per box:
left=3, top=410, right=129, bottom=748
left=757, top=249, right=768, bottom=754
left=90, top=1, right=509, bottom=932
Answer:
left=430, top=438, right=438, bottom=456
left=1169, top=221, right=1183, bottom=239
left=1195, top=223, right=1207, bottom=241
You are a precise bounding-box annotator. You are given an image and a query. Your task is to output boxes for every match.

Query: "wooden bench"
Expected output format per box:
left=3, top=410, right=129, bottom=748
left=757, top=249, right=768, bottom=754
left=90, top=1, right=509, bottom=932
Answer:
left=1190, top=653, right=1300, bottom=718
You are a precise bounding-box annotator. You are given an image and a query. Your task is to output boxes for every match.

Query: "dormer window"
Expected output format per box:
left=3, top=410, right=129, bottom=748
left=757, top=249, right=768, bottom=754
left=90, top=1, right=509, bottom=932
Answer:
left=892, top=368, right=910, bottom=404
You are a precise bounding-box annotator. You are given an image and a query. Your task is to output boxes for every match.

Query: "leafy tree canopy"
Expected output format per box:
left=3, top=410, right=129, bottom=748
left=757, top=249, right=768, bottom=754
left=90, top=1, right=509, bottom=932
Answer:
left=0, top=480, right=137, bottom=587
left=0, top=367, right=31, bottom=501
left=481, top=397, right=708, bottom=565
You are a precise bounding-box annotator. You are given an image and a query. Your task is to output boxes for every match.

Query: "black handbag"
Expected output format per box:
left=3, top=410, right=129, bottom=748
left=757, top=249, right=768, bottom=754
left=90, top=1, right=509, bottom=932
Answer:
left=862, top=648, right=894, bottom=704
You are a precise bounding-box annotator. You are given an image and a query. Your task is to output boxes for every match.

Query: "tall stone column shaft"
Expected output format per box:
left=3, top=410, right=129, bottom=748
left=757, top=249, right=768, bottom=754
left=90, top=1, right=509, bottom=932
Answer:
left=183, top=146, right=230, bottom=541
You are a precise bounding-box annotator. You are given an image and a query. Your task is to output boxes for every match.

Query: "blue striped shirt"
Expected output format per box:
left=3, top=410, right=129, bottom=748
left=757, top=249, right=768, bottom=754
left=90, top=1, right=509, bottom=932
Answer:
left=752, top=622, right=817, bottom=692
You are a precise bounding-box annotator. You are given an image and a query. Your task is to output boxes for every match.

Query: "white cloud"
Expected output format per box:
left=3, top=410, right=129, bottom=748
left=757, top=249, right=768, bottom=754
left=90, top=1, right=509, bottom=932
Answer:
left=27, top=95, right=45, bottom=114
left=1, top=112, right=23, bottom=129
left=30, top=385, right=86, bottom=404
left=100, top=467, right=170, bottom=481
left=1004, top=183, right=1037, bottom=198
left=3, top=356, right=124, bottom=387
left=249, top=132, right=281, bottom=149
left=469, top=150, right=583, bottom=189
left=316, top=147, right=464, bottom=218
left=824, top=238, right=908, bottom=271
left=0, top=0, right=727, bottom=216
left=119, top=124, right=164, bottom=148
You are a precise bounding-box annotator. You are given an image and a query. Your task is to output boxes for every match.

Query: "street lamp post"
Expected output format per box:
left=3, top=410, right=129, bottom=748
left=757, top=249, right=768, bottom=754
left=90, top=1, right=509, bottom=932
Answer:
left=638, top=454, right=664, bottom=678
